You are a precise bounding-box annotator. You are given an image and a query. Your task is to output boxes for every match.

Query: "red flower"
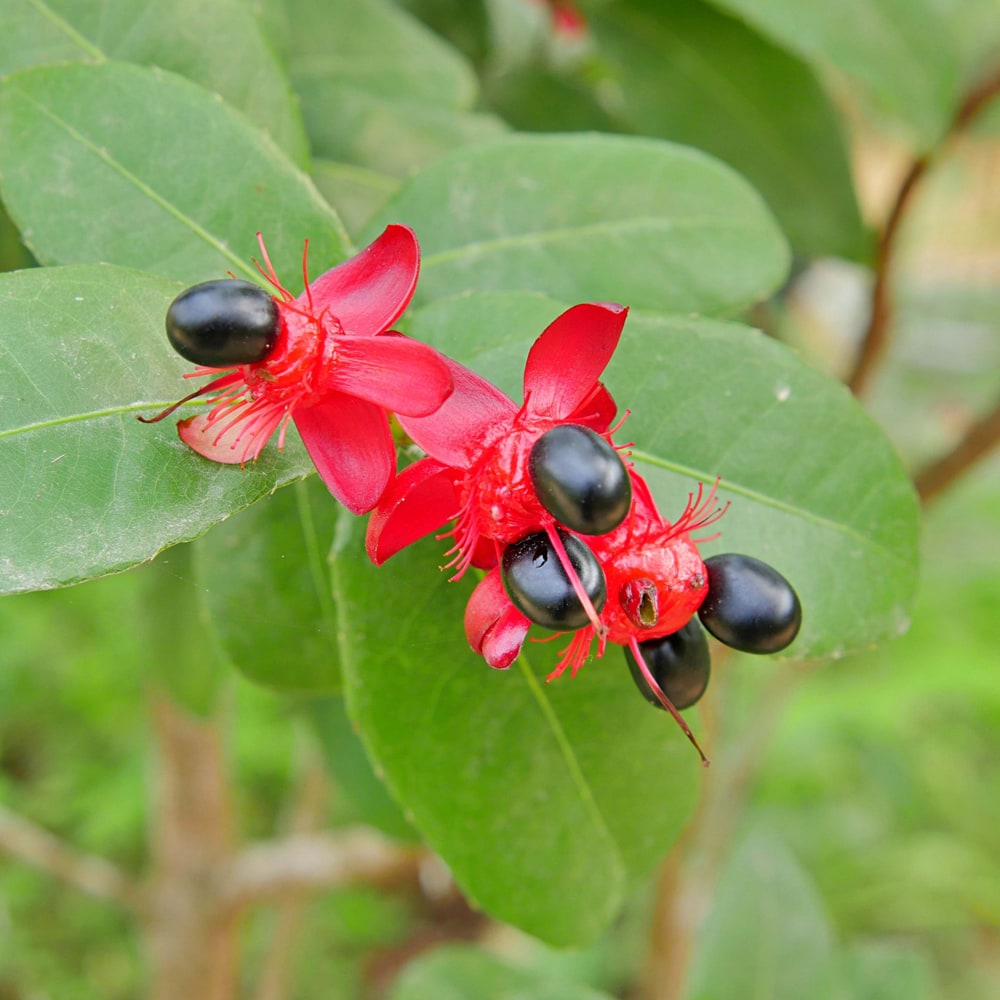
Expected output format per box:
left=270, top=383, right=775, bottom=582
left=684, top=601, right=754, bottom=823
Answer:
left=142, top=226, right=452, bottom=514
left=464, top=472, right=727, bottom=763
left=366, top=301, right=628, bottom=573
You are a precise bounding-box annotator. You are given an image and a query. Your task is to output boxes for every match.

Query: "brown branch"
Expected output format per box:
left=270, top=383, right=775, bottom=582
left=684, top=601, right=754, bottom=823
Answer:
left=847, top=67, right=1000, bottom=396
left=914, top=397, right=1000, bottom=503
left=214, top=828, right=422, bottom=915
left=0, top=803, right=140, bottom=909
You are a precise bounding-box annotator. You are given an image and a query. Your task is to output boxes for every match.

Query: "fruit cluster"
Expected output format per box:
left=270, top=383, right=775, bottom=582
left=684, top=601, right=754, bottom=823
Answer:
left=144, top=226, right=801, bottom=762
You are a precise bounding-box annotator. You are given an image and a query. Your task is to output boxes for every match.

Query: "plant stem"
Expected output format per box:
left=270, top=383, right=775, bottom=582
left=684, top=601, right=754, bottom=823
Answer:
left=0, top=803, right=140, bottom=908
left=914, top=397, right=1000, bottom=503
left=847, top=67, right=1000, bottom=397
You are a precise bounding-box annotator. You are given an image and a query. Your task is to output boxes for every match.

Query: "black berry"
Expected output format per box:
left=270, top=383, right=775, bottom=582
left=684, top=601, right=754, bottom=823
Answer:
left=529, top=424, right=631, bottom=535
left=502, top=529, right=607, bottom=630
left=697, top=554, right=801, bottom=654
left=625, top=620, right=711, bottom=710
left=166, top=279, right=279, bottom=367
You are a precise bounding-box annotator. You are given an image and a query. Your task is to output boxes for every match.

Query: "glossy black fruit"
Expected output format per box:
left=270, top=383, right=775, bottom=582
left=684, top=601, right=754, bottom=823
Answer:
left=501, top=529, right=607, bottom=630
left=625, top=620, right=711, bottom=710
left=697, top=554, right=801, bottom=654
left=166, top=279, right=279, bottom=367
left=529, top=424, right=631, bottom=535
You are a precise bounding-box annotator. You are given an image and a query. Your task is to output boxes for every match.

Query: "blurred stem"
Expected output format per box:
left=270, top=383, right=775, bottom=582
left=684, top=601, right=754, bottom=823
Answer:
left=0, top=804, right=140, bottom=908
left=847, top=66, right=1000, bottom=397
left=253, top=740, right=329, bottom=1000
left=639, top=659, right=803, bottom=1000
left=143, top=692, right=239, bottom=1000
left=914, top=396, right=1000, bottom=503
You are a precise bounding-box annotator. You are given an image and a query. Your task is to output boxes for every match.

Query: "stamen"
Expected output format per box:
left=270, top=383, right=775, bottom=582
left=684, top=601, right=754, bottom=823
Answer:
left=628, top=637, right=710, bottom=766
left=253, top=232, right=294, bottom=301
left=300, top=239, right=314, bottom=314
left=668, top=477, right=729, bottom=540
left=547, top=629, right=593, bottom=681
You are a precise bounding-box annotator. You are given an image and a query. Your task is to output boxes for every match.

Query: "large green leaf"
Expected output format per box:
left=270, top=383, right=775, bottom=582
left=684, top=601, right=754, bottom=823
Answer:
left=281, top=0, right=479, bottom=109
left=0, top=62, right=349, bottom=285
left=367, top=134, right=790, bottom=315
left=0, top=265, right=314, bottom=595
left=403, top=292, right=921, bottom=659
left=300, top=87, right=509, bottom=176
left=333, top=514, right=701, bottom=945
left=193, top=477, right=342, bottom=693
left=390, top=945, right=615, bottom=1000
left=278, top=0, right=488, bottom=169
left=683, top=831, right=838, bottom=1000
left=586, top=0, right=868, bottom=260
left=0, top=0, right=309, bottom=165
left=704, top=0, right=961, bottom=147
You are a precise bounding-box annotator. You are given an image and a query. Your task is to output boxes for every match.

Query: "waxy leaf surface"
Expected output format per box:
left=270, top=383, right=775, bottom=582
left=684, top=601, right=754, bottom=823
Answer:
left=0, top=0, right=309, bottom=164
left=588, top=0, right=867, bottom=260
left=366, top=134, right=790, bottom=315
left=0, top=62, right=348, bottom=286
left=0, top=266, right=314, bottom=595
left=404, top=293, right=921, bottom=659
left=333, top=515, right=700, bottom=945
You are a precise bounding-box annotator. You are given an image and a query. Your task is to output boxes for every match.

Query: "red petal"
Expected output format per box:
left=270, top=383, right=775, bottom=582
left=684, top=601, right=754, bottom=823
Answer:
left=523, top=302, right=628, bottom=419
left=398, top=355, right=516, bottom=467
left=566, top=381, right=618, bottom=432
left=304, top=224, right=420, bottom=336
left=365, top=459, right=460, bottom=565
left=330, top=332, right=453, bottom=417
left=178, top=413, right=248, bottom=464
left=293, top=392, right=395, bottom=514
left=464, top=569, right=530, bottom=669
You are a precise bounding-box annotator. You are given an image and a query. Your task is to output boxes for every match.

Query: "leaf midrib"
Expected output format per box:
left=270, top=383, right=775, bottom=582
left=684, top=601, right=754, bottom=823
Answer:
left=420, top=215, right=768, bottom=270
left=633, top=448, right=912, bottom=567
left=10, top=83, right=258, bottom=280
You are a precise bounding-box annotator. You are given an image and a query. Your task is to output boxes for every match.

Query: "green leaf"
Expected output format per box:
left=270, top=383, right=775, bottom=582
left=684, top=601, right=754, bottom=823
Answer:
left=367, top=133, right=790, bottom=315
left=0, top=0, right=309, bottom=165
left=300, top=88, right=509, bottom=176
left=390, top=945, right=616, bottom=1000
left=308, top=696, right=417, bottom=842
left=404, top=292, right=921, bottom=659
left=704, top=0, right=961, bottom=147
left=311, top=160, right=400, bottom=238
left=0, top=265, right=314, bottom=595
left=332, top=515, right=700, bottom=945
left=683, top=830, right=838, bottom=1000
left=281, top=0, right=479, bottom=110
left=586, top=0, right=868, bottom=260
left=0, top=61, right=348, bottom=285
left=193, top=477, right=342, bottom=693
left=838, top=942, right=934, bottom=1000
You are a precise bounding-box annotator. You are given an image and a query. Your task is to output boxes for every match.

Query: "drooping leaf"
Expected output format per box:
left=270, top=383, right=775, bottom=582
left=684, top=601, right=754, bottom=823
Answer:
left=311, top=160, right=400, bottom=238
left=367, top=134, right=790, bottom=315
left=300, top=88, right=509, bottom=176
left=332, top=513, right=701, bottom=945
left=0, top=265, right=313, bottom=595
left=390, top=945, right=616, bottom=1000
left=0, top=0, right=309, bottom=165
left=193, top=477, right=342, bottom=693
left=278, top=0, right=489, bottom=169
left=308, top=696, right=418, bottom=842
left=0, top=61, right=348, bottom=286
left=585, top=0, right=869, bottom=260
left=404, top=292, right=921, bottom=659
left=683, top=831, right=839, bottom=1000
left=704, top=0, right=961, bottom=147
left=281, top=0, right=479, bottom=109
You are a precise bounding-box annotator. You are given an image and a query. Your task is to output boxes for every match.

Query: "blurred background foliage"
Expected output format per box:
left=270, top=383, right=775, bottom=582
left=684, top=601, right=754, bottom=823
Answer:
left=1, top=0, right=999, bottom=997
